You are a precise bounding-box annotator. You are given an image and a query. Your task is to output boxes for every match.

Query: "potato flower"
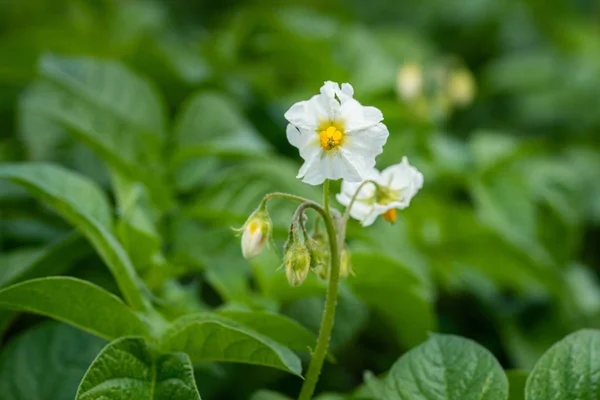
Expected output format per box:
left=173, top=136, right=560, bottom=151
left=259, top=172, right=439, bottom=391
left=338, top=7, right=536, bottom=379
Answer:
left=285, top=81, right=389, bottom=185
left=337, top=157, right=423, bottom=226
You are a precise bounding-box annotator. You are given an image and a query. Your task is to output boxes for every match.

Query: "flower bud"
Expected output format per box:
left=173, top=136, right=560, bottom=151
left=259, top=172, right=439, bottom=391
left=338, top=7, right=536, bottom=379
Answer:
left=240, top=209, right=271, bottom=259
left=339, top=247, right=353, bottom=278
left=284, top=240, right=311, bottom=287
left=306, top=230, right=330, bottom=280
left=447, top=69, right=475, bottom=107
left=309, top=239, right=330, bottom=280
left=397, top=62, right=423, bottom=101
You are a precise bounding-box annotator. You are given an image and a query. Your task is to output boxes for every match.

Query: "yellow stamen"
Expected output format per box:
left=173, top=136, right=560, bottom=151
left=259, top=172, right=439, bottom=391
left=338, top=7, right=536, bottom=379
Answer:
left=382, top=208, right=397, bottom=223
left=319, top=125, right=344, bottom=150
left=249, top=221, right=259, bottom=234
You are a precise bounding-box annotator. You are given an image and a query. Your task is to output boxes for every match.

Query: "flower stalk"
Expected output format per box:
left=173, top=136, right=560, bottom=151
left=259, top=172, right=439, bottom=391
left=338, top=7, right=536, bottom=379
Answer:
left=298, top=180, right=342, bottom=400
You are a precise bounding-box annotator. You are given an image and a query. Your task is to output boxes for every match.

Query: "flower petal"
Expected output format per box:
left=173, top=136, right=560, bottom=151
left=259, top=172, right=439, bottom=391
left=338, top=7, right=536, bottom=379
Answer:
left=338, top=99, right=384, bottom=132
left=336, top=148, right=367, bottom=182
left=341, top=83, right=354, bottom=97
left=336, top=191, right=352, bottom=207
left=381, top=157, right=423, bottom=191
left=339, top=174, right=378, bottom=200
left=334, top=83, right=355, bottom=104
left=321, top=81, right=339, bottom=99
left=285, top=89, right=340, bottom=131
left=284, top=97, right=320, bottom=130
left=342, top=123, right=389, bottom=171
left=286, top=124, right=320, bottom=159
left=356, top=203, right=380, bottom=227
left=298, top=149, right=367, bottom=185
left=297, top=151, right=326, bottom=185
left=379, top=157, right=424, bottom=206
left=286, top=123, right=309, bottom=148
left=324, top=152, right=355, bottom=182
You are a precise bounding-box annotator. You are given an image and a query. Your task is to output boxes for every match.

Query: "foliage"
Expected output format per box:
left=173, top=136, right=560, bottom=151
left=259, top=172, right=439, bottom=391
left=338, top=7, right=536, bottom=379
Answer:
left=1, top=0, right=600, bottom=399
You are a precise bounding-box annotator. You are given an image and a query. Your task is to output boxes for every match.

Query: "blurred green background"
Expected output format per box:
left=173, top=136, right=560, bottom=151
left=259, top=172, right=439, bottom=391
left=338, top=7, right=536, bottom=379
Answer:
left=1, top=0, right=600, bottom=399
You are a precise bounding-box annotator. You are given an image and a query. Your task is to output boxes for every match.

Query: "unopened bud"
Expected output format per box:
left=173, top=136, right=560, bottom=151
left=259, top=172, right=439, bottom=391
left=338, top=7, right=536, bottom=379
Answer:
left=240, top=209, right=271, bottom=259
left=284, top=239, right=311, bottom=287
left=447, top=69, right=475, bottom=107
left=305, top=230, right=329, bottom=280
left=311, top=247, right=330, bottom=281
left=397, top=62, right=423, bottom=101
left=339, top=247, right=353, bottom=278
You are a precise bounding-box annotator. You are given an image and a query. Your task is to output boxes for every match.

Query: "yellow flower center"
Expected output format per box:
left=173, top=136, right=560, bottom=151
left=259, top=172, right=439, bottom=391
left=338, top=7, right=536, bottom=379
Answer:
left=319, top=125, right=344, bottom=150
left=382, top=208, right=397, bottom=223
left=376, top=187, right=402, bottom=205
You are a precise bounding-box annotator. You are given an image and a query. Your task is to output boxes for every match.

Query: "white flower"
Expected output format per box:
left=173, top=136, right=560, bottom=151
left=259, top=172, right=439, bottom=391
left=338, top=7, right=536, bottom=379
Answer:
left=285, top=81, right=389, bottom=185
left=336, top=157, right=423, bottom=226
left=240, top=210, right=271, bottom=259
left=397, top=63, right=423, bottom=101
left=447, top=69, right=476, bottom=106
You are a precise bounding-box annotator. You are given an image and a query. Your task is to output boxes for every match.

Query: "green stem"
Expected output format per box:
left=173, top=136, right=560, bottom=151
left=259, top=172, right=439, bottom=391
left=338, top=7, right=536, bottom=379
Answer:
left=323, top=180, right=331, bottom=215
left=263, top=192, right=312, bottom=206
left=292, top=202, right=315, bottom=243
left=298, top=180, right=341, bottom=400
left=341, top=180, right=378, bottom=227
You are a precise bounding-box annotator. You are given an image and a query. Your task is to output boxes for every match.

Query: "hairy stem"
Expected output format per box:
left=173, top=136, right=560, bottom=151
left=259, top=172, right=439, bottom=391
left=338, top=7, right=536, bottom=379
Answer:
left=298, top=180, right=341, bottom=400
left=292, top=202, right=316, bottom=243
left=262, top=192, right=312, bottom=206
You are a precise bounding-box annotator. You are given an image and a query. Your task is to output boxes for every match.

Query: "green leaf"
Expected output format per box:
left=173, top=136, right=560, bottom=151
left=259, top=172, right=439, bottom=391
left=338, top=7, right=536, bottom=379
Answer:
left=402, top=194, right=555, bottom=297
left=184, top=158, right=318, bottom=229
left=0, top=310, right=17, bottom=338
left=21, top=54, right=171, bottom=208
left=0, top=162, right=148, bottom=310
left=501, top=315, right=573, bottom=371
left=0, top=232, right=90, bottom=288
left=172, top=92, right=270, bottom=162
left=152, top=32, right=211, bottom=85
left=170, top=91, right=271, bottom=193
left=250, top=390, right=293, bottom=400
left=252, top=249, right=367, bottom=352
left=0, top=162, right=112, bottom=228
left=469, top=131, right=520, bottom=172
left=471, top=170, right=551, bottom=267
left=506, top=370, right=527, bottom=400
left=76, top=337, right=201, bottom=400
left=348, top=253, right=436, bottom=348
left=170, top=219, right=252, bottom=302
left=384, top=334, right=508, bottom=400
left=356, top=371, right=387, bottom=399
left=0, top=277, right=148, bottom=340
left=0, top=321, right=106, bottom=400
left=335, top=26, right=396, bottom=96
left=525, top=329, right=600, bottom=400
left=111, top=172, right=162, bottom=274
left=283, top=285, right=368, bottom=352
left=217, top=310, right=317, bottom=352
left=313, top=394, right=348, bottom=400
left=160, top=313, right=302, bottom=376
left=39, top=53, right=166, bottom=154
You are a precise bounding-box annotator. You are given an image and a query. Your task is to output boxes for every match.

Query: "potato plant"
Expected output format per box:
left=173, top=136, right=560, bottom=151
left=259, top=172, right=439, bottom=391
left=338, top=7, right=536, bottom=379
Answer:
left=1, top=1, right=600, bottom=399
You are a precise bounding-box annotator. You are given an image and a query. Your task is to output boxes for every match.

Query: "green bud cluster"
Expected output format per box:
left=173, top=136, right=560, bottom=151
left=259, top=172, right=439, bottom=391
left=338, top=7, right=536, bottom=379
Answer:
left=283, top=226, right=311, bottom=287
